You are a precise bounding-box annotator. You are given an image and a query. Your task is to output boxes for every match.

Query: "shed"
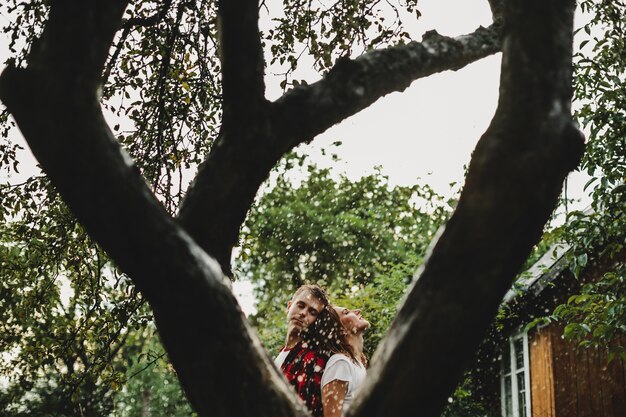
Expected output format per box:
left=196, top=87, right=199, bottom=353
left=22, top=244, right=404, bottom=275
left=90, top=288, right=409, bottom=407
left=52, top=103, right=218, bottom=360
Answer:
left=495, top=243, right=626, bottom=417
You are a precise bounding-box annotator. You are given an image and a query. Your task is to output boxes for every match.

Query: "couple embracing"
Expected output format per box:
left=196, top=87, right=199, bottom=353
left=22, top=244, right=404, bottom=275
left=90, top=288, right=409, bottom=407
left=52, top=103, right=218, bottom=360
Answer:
left=274, top=284, right=369, bottom=417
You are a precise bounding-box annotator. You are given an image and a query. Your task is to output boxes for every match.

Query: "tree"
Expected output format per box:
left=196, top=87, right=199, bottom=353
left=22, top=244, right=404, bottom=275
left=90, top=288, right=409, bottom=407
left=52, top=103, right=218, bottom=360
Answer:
left=0, top=1, right=585, bottom=416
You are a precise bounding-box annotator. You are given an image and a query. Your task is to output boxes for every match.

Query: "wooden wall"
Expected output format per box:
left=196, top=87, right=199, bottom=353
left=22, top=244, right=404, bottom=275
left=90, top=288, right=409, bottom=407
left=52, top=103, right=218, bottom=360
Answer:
left=528, top=325, right=626, bottom=417
left=529, top=326, right=556, bottom=417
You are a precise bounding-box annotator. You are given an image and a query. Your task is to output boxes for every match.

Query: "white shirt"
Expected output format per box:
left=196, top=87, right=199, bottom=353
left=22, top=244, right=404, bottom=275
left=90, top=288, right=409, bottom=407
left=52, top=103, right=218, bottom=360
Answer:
left=321, top=353, right=367, bottom=413
left=274, top=348, right=290, bottom=368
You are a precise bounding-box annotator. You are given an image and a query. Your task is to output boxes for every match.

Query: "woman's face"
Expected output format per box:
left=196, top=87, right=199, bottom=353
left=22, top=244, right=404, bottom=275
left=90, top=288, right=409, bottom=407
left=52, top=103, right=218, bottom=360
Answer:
left=334, top=306, right=369, bottom=334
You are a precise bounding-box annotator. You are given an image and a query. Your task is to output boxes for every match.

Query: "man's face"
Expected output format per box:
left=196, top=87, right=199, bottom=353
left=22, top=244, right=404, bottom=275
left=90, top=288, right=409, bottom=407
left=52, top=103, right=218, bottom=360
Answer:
left=286, top=291, right=325, bottom=335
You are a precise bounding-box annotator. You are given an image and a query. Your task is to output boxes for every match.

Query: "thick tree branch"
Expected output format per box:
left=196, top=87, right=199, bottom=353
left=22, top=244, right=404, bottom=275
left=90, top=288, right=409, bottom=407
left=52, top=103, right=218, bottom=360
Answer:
left=175, top=0, right=269, bottom=272
left=26, top=0, right=128, bottom=91
left=349, top=1, right=583, bottom=417
left=272, top=24, right=501, bottom=147
left=0, top=2, right=305, bottom=416
left=177, top=24, right=502, bottom=272
left=218, top=0, right=267, bottom=123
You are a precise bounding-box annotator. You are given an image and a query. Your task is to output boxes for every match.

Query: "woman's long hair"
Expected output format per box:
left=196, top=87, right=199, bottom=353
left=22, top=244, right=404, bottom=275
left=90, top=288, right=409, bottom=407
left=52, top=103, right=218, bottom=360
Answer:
left=304, top=305, right=364, bottom=365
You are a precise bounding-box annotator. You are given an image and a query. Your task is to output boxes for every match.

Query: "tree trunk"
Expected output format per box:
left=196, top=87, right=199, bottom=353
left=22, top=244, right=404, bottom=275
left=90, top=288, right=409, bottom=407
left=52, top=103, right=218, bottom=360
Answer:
left=0, top=0, right=582, bottom=416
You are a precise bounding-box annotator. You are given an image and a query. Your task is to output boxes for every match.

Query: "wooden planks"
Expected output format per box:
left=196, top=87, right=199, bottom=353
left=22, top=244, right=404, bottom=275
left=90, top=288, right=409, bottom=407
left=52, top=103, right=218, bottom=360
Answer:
left=537, top=324, right=626, bottom=417
left=604, top=334, right=626, bottom=417
left=549, top=324, right=575, bottom=417
left=530, top=326, right=556, bottom=417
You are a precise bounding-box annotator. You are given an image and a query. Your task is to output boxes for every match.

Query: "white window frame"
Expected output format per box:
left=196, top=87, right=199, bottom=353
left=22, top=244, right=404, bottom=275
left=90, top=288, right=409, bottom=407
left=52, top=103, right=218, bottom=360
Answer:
left=500, top=330, right=532, bottom=417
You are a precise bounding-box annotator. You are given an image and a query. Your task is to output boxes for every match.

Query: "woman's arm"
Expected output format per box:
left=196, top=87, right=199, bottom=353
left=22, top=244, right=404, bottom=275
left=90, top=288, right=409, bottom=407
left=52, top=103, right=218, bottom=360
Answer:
left=322, top=379, right=349, bottom=417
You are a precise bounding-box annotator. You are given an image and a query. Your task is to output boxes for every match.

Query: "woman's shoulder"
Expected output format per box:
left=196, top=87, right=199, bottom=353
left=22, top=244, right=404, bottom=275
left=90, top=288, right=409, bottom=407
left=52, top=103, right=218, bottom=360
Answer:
left=322, top=353, right=355, bottom=386
left=326, top=353, right=361, bottom=370
left=327, top=353, right=352, bottom=363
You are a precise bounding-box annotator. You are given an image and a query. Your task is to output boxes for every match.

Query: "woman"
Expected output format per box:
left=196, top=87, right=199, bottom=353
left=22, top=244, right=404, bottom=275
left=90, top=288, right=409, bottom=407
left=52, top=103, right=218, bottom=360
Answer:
left=316, top=305, right=369, bottom=417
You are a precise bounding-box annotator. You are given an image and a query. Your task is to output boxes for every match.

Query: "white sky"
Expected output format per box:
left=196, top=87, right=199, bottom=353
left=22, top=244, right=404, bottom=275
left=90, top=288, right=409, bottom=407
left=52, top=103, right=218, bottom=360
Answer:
left=261, top=0, right=499, bottom=195
left=0, top=1, right=592, bottom=316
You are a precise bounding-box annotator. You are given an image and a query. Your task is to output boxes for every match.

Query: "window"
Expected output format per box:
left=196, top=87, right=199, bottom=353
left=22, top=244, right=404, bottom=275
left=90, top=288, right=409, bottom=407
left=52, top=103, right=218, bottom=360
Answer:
left=501, top=331, right=531, bottom=417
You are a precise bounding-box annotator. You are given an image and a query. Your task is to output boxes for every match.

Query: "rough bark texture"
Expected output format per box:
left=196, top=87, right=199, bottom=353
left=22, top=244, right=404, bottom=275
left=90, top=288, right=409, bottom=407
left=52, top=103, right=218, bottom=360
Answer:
left=0, top=0, right=583, bottom=416
left=348, top=1, right=583, bottom=417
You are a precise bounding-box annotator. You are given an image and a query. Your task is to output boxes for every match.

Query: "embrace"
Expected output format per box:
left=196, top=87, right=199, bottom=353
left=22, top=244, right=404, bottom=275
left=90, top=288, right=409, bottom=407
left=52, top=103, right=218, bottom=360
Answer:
left=274, top=284, right=369, bottom=417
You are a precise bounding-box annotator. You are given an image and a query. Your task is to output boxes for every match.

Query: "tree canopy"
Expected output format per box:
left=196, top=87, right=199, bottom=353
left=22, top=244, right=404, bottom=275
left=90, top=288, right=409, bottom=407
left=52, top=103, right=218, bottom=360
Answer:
left=2, top=0, right=620, bottom=416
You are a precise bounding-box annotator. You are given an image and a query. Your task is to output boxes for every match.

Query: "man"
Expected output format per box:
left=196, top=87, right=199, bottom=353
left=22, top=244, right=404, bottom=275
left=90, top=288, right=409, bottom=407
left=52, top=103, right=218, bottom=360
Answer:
left=275, top=284, right=329, bottom=417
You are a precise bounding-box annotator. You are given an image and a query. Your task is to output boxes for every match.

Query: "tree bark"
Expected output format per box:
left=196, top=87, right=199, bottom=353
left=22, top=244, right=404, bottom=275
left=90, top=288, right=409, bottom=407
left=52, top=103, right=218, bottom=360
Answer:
left=349, top=1, right=583, bottom=416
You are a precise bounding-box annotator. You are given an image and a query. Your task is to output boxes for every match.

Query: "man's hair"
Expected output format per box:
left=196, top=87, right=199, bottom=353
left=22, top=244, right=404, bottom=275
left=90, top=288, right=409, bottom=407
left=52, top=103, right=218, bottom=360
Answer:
left=292, top=284, right=329, bottom=307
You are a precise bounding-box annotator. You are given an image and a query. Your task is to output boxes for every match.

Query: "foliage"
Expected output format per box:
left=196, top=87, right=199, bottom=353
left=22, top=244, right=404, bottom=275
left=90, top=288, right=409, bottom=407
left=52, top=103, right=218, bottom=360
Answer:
left=552, top=267, right=626, bottom=360
left=569, top=0, right=625, bottom=258
left=0, top=177, right=191, bottom=414
left=440, top=378, right=491, bottom=417
left=102, top=0, right=222, bottom=212
left=0, top=177, right=150, bottom=415
left=114, top=330, right=195, bottom=417
left=237, top=157, right=453, bottom=354
left=550, top=0, right=626, bottom=353
left=267, top=0, right=420, bottom=85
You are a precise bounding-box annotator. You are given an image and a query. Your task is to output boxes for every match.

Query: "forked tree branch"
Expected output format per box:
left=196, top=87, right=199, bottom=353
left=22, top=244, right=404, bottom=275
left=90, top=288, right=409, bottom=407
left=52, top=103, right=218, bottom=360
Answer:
left=0, top=0, right=584, bottom=416
left=218, top=0, right=267, bottom=123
